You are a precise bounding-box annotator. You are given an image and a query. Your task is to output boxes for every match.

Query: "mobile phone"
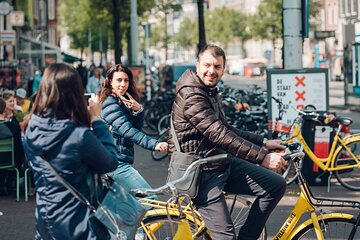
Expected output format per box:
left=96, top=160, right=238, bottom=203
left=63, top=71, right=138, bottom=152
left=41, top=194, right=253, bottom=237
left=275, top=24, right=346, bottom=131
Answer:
left=84, top=93, right=94, bottom=104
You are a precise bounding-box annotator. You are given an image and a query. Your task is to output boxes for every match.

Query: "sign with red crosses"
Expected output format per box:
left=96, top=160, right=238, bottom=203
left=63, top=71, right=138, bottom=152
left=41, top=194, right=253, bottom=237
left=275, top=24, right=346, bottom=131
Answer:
left=266, top=68, right=328, bottom=126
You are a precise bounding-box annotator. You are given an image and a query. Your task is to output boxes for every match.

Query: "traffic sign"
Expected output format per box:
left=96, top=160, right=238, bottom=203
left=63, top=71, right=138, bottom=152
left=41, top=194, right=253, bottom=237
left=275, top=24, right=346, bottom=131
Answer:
left=0, top=30, right=16, bottom=45
left=0, top=1, right=12, bottom=16
left=314, top=31, right=335, bottom=39
left=10, top=11, right=24, bottom=27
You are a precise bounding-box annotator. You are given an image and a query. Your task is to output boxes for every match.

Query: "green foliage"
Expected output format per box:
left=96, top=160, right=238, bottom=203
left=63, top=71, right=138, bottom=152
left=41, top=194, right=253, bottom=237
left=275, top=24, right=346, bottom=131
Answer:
left=252, top=0, right=322, bottom=41
left=59, top=0, right=155, bottom=56
left=205, top=7, right=252, bottom=48
left=252, top=0, right=282, bottom=41
left=172, top=18, right=198, bottom=49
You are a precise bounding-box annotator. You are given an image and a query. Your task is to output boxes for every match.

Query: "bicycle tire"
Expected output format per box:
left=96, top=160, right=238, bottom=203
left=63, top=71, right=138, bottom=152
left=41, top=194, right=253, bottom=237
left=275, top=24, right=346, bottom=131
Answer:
left=157, top=114, right=170, bottom=134
left=334, top=139, right=360, bottom=191
left=140, top=214, right=212, bottom=240
left=225, top=195, right=267, bottom=240
left=291, top=216, right=360, bottom=239
left=151, top=130, right=168, bottom=161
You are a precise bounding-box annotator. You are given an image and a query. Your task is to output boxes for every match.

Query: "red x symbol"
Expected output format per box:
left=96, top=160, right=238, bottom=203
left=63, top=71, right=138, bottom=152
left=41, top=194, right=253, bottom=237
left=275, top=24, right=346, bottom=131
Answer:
left=297, top=105, right=304, bottom=109
left=295, top=90, right=306, bottom=101
left=295, top=76, right=305, bottom=87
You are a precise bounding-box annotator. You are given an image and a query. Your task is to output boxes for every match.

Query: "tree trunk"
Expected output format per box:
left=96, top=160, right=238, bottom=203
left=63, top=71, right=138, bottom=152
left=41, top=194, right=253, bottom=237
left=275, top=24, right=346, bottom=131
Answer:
left=241, top=41, right=247, bottom=58
left=164, top=15, right=168, bottom=63
left=112, top=0, right=122, bottom=64
left=197, top=0, right=206, bottom=54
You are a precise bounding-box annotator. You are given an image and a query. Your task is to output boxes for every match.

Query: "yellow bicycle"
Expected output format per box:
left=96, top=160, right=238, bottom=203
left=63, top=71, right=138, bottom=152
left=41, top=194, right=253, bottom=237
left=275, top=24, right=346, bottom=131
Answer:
left=133, top=149, right=360, bottom=239
left=282, top=108, right=360, bottom=190
left=133, top=154, right=266, bottom=240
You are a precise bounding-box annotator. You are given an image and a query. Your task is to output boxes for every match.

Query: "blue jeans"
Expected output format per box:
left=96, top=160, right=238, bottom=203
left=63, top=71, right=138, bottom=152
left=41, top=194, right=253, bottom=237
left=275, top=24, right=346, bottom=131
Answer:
left=108, top=161, right=157, bottom=203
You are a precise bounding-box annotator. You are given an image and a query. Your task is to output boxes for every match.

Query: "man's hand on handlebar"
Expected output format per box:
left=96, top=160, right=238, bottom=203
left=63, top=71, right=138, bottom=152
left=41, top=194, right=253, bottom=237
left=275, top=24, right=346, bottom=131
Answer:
left=261, top=152, right=286, bottom=174
left=264, top=139, right=286, bottom=150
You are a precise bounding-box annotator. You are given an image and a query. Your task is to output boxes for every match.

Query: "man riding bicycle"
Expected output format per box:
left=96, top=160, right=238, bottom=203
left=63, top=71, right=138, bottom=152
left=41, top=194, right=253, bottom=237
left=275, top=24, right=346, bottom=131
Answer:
left=168, top=44, right=286, bottom=239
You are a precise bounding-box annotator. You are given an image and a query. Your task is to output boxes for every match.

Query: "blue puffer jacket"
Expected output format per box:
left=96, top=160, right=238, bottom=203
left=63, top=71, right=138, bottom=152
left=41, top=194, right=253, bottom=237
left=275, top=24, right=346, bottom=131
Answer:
left=23, top=114, right=118, bottom=240
left=101, top=95, right=158, bottom=164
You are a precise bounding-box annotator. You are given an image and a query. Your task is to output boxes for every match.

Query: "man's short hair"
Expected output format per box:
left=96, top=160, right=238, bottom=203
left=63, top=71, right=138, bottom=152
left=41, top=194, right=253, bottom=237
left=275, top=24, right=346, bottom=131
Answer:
left=197, top=44, right=226, bottom=66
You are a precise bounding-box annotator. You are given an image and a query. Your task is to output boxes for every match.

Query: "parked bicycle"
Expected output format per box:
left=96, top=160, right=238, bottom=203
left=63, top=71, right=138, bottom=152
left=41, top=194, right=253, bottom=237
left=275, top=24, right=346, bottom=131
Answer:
left=282, top=106, right=360, bottom=191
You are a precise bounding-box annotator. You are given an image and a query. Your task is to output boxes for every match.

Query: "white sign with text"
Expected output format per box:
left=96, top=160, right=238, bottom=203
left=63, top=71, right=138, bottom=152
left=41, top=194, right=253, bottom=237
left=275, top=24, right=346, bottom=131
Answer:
left=268, top=69, right=328, bottom=125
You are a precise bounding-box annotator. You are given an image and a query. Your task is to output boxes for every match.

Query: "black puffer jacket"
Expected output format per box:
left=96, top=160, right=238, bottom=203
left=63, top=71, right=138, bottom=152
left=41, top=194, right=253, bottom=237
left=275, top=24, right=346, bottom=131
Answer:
left=168, top=70, right=268, bottom=165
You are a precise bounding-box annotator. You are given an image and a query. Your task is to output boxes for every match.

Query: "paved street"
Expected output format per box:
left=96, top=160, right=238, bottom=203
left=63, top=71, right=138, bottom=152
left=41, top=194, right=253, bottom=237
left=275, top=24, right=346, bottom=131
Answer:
left=1, top=76, right=360, bottom=239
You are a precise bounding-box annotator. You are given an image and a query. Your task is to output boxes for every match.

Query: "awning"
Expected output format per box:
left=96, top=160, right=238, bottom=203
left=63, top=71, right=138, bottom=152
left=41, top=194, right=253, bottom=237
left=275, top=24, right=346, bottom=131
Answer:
left=62, top=52, right=83, bottom=63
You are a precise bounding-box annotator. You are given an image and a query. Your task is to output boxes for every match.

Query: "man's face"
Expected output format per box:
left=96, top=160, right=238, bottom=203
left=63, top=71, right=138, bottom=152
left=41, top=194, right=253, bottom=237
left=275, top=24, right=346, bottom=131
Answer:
left=196, top=50, right=224, bottom=87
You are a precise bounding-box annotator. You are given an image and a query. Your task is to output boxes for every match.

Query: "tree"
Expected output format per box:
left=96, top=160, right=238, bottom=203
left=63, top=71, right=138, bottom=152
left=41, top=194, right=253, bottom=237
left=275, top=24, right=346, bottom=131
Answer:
left=60, top=0, right=155, bottom=64
left=252, top=0, right=322, bottom=44
left=153, top=0, right=182, bottom=62
left=59, top=0, right=92, bottom=58
left=205, top=7, right=245, bottom=49
left=172, top=18, right=198, bottom=50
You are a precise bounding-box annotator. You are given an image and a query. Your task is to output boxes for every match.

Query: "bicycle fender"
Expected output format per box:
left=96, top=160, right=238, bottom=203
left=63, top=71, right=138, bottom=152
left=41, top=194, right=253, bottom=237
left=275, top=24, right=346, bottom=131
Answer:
left=289, top=213, right=354, bottom=239
left=333, top=135, right=360, bottom=158
left=143, top=209, right=202, bottom=225
left=343, top=134, right=360, bottom=144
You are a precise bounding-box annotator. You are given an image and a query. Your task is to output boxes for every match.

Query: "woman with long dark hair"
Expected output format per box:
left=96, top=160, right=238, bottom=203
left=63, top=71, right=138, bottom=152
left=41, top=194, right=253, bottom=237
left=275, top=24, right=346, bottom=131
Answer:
left=22, top=63, right=118, bottom=239
left=100, top=64, right=167, bottom=198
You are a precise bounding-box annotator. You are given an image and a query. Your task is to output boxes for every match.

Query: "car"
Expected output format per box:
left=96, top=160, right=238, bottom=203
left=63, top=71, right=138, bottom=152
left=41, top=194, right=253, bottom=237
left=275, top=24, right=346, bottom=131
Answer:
left=160, top=64, right=196, bottom=89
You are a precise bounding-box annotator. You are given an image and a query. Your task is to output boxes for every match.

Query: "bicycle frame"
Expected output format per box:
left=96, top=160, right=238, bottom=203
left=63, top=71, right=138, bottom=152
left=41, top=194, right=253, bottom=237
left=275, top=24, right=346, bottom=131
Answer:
left=274, top=168, right=359, bottom=240
left=287, top=123, right=360, bottom=172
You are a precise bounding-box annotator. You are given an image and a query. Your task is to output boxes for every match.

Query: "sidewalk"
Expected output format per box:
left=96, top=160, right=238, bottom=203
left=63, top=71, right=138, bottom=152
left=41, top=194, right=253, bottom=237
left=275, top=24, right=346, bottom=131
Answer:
left=329, top=80, right=360, bottom=111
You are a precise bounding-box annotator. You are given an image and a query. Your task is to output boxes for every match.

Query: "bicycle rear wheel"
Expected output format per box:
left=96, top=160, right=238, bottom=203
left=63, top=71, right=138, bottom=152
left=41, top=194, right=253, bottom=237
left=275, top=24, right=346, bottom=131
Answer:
left=225, top=194, right=267, bottom=240
left=140, top=214, right=211, bottom=240
left=291, top=216, right=360, bottom=239
left=334, top=140, right=360, bottom=191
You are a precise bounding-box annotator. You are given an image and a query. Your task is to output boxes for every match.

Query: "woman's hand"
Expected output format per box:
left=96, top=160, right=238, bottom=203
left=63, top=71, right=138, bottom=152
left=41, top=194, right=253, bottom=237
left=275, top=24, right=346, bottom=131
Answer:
left=121, top=93, right=142, bottom=111
left=88, top=94, right=102, bottom=122
left=155, top=142, right=168, bottom=152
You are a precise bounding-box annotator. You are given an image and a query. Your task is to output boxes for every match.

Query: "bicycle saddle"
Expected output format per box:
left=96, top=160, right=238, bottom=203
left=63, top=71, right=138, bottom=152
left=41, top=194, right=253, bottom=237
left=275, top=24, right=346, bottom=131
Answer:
left=335, top=116, right=353, bottom=126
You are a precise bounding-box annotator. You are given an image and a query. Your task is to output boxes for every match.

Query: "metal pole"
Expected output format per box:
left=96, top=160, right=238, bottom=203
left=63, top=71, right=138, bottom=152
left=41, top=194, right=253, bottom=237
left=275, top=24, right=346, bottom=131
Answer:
left=130, top=0, right=138, bottom=65
left=283, top=0, right=303, bottom=69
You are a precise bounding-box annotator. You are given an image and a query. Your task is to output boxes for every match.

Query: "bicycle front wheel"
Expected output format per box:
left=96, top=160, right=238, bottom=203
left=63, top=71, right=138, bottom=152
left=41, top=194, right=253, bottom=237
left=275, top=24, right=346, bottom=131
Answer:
left=140, top=214, right=211, bottom=240
left=334, top=140, right=360, bottom=191
left=225, top=195, right=266, bottom=240
left=291, top=216, right=360, bottom=239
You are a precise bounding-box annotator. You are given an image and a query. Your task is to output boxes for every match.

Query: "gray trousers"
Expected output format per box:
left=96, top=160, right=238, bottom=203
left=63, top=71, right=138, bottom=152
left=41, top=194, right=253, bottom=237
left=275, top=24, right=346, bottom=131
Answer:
left=193, top=157, right=287, bottom=240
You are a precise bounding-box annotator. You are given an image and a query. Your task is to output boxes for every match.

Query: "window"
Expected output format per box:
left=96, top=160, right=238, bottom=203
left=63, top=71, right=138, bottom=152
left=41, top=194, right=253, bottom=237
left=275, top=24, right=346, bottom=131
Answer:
left=48, top=0, right=55, bottom=20
left=334, top=3, right=338, bottom=25
left=351, top=0, right=356, bottom=14
left=34, top=0, right=39, bottom=20
left=328, top=4, right=333, bottom=26
left=48, top=26, right=56, bottom=46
